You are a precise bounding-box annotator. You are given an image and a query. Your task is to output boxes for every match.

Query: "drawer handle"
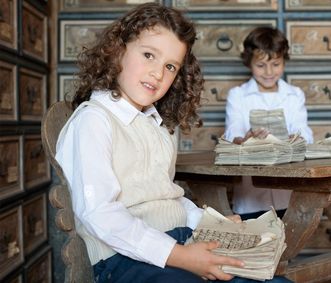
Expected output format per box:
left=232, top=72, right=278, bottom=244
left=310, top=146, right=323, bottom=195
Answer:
left=322, top=85, right=331, bottom=99
left=0, top=231, right=11, bottom=253
left=217, top=33, right=233, bottom=52
left=323, top=36, right=331, bottom=51
left=326, top=228, right=331, bottom=242
left=30, top=144, right=43, bottom=159
left=0, top=159, right=8, bottom=176
left=211, top=134, right=218, bottom=145
left=28, top=215, right=37, bottom=234
left=28, top=24, right=37, bottom=44
left=27, top=86, right=37, bottom=105
left=210, top=87, right=224, bottom=102
left=0, top=8, right=4, bottom=22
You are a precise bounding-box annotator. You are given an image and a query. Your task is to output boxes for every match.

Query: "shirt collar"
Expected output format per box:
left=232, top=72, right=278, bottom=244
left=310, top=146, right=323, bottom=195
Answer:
left=90, top=90, right=163, bottom=126
left=245, top=78, right=298, bottom=99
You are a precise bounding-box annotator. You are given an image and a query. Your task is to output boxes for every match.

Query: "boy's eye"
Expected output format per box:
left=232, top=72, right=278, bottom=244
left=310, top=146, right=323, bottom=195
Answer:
left=166, top=64, right=176, bottom=72
left=144, top=52, right=154, bottom=60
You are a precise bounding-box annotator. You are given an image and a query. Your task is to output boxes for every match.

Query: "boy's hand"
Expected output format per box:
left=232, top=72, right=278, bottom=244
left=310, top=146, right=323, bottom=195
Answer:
left=166, top=242, right=244, bottom=281
left=233, top=128, right=270, bottom=144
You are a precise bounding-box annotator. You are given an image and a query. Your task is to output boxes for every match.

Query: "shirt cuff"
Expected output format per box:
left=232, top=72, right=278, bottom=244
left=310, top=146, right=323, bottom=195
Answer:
left=136, top=229, right=177, bottom=268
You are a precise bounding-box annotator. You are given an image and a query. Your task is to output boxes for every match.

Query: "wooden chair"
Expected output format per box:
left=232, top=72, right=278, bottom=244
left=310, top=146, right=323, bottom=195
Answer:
left=41, top=101, right=94, bottom=283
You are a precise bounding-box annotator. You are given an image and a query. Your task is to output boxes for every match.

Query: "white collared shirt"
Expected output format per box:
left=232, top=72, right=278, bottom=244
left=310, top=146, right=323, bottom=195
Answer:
left=225, top=78, right=313, bottom=143
left=224, top=78, right=313, bottom=214
left=55, top=90, right=203, bottom=267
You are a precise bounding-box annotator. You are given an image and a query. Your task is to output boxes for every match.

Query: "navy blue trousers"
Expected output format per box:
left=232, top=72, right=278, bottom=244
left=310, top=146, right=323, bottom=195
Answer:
left=93, top=227, right=293, bottom=283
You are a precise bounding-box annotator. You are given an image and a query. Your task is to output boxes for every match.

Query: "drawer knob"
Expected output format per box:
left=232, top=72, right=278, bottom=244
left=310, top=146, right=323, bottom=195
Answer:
left=323, top=36, right=331, bottom=51
left=217, top=33, right=233, bottom=52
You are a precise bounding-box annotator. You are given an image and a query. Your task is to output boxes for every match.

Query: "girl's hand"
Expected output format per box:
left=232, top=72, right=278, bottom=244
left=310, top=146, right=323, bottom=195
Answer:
left=166, top=241, right=244, bottom=281
left=226, top=214, right=242, bottom=223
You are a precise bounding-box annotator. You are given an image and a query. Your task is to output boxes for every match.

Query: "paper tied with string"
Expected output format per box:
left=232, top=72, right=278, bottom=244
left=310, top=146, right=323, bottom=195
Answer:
left=305, top=136, right=331, bottom=159
left=186, top=206, right=287, bottom=281
left=214, top=133, right=306, bottom=166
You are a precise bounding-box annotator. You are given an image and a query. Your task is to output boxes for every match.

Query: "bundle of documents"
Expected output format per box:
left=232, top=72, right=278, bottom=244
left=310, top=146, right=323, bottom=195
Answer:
left=186, top=207, right=286, bottom=281
left=250, top=109, right=288, bottom=141
left=214, top=134, right=306, bottom=166
left=305, top=136, right=331, bottom=159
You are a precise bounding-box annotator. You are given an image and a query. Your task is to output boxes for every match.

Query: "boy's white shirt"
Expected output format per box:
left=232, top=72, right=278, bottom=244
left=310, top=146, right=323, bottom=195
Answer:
left=224, top=78, right=313, bottom=214
left=55, top=90, right=203, bottom=267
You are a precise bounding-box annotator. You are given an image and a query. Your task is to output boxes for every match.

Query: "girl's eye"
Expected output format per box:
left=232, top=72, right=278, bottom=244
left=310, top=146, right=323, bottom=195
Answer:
left=144, top=52, right=153, bottom=60
left=166, top=64, right=176, bottom=72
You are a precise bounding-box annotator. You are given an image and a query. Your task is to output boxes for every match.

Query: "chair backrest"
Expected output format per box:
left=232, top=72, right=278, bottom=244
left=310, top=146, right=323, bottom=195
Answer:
left=41, top=101, right=94, bottom=283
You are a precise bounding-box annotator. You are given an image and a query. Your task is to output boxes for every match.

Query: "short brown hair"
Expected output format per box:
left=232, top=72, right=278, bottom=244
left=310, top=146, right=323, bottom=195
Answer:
left=241, top=27, right=290, bottom=67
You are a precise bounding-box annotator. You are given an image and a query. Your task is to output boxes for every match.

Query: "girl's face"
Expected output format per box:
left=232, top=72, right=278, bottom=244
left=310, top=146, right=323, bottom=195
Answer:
left=117, top=25, right=187, bottom=111
left=250, top=50, right=285, bottom=92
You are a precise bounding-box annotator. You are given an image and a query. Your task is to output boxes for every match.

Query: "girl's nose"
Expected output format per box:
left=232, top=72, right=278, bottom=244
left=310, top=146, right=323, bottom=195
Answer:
left=150, top=64, right=163, bottom=81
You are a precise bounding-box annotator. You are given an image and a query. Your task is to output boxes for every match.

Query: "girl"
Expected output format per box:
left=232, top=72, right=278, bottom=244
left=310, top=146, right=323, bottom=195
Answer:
left=224, top=27, right=313, bottom=220
left=56, top=4, right=292, bottom=283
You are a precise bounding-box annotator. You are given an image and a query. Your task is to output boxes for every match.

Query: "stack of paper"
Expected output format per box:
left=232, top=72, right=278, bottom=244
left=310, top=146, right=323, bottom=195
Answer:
left=250, top=109, right=288, bottom=141
left=305, top=137, right=331, bottom=159
left=187, top=207, right=286, bottom=281
left=214, top=134, right=306, bottom=166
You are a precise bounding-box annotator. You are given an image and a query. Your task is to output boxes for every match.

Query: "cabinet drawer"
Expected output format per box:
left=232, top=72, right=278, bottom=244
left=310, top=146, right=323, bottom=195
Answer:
left=202, top=75, right=249, bottom=108
left=60, top=0, right=160, bottom=11
left=22, top=1, right=47, bottom=62
left=59, top=74, right=76, bottom=101
left=193, top=20, right=276, bottom=61
left=287, top=74, right=331, bottom=109
left=23, top=135, right=50, bottom=190
left=0, top=0, right=17, bottom=49
left=285, top=0, right=331, bottom=10
left=287, top=21, right=331, bottom=59
left=178, top=126, right=224, bottom=151
left=0, top=205, right=24, bottom=281
left=25, top=246, right=52, bottom=283
left=60, top=20, right=112, bottom=61
left=0, top=136, right=22, bottom=201
left=23, top=193, right=47, bottom=255
left=173, top=0, right=277, bottom=11
left=0, top=60, right=17, bottom=121
left=19, top=68, right=46, bottom=121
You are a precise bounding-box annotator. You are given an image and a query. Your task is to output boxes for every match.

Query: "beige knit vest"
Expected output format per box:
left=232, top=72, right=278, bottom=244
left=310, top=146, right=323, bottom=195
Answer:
left=60, top=99, right=186, bottom=265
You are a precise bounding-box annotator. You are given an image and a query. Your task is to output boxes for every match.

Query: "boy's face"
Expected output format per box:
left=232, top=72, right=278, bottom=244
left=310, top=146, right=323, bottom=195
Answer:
left=117, top=25, right=187, bottom=111
left=250, top=50, right=285, bottom=92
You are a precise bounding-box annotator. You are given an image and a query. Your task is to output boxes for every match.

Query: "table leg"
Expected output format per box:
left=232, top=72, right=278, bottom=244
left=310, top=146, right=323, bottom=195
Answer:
left=186, top=181, right=233, bottom=216
left=277, top=191, right=331, bottom=275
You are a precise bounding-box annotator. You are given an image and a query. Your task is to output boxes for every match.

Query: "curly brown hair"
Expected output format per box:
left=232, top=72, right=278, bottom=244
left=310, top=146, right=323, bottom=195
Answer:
left=71, top=2, right=203, bottom=134
left=241, top=27, right=290, bottom=68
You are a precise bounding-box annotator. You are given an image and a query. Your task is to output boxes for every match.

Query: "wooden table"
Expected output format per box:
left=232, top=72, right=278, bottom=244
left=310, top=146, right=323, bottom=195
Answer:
left=175, top=152, right=331, bottom=282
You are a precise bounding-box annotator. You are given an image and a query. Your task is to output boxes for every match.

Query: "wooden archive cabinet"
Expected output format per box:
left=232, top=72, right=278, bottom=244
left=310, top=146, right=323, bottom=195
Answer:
left=40, top=0, right=331, bottom=282
left=0, top=0, right=52, bottom=282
